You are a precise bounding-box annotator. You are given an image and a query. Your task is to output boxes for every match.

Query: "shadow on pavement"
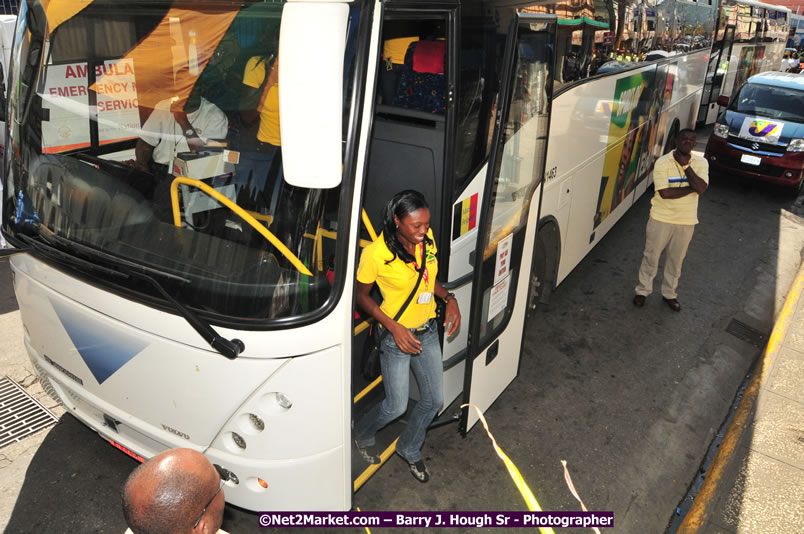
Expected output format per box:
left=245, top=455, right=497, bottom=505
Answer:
left=5, top=413, right=256, bottom=534
left=5, top=414, right=135, bottom=534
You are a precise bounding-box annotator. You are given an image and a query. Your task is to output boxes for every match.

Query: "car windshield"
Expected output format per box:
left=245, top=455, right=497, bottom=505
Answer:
left=730, top=82, right=804, bottom=123
left=2, top=0, right=361, bottom=324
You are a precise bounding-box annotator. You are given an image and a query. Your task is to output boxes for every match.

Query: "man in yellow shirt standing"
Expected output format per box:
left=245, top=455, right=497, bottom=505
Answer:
left=633, top=129, right=708, bottom=312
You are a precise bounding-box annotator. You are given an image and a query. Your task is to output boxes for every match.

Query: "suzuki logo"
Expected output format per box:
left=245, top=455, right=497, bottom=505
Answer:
left=751, top=142, right=759, bottom=151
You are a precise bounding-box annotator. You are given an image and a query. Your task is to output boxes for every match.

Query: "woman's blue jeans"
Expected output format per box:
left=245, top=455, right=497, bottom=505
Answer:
left=354, top=318, right=444, bottom=463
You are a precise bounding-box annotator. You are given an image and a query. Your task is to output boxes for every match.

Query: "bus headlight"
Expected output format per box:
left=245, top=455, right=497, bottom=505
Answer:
left=713, top=123, right=729, bottom=139
left=787, top=139, right=804, bottom=152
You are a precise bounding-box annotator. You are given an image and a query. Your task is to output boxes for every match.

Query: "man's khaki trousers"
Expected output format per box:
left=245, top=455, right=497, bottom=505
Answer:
left=635, top=217, right=695, bottom=300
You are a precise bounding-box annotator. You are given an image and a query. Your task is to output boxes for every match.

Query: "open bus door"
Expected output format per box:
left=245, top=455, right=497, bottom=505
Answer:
left=459, top=15, right=556, bottom=434
left=698, top=25, right=736, bottom=125
left=352, top=4, right=459, bottom=489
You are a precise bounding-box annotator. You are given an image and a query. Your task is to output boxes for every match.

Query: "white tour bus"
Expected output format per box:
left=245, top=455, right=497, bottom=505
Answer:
left=1, top=0, right=758, bottom=512
left=697, top=0, right=790, bottom=125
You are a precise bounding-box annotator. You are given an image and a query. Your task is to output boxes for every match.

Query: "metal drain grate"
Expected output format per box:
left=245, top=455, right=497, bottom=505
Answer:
left=726, top=318, right=768, bottom=348
left=0, top=376, right=59, bottom=449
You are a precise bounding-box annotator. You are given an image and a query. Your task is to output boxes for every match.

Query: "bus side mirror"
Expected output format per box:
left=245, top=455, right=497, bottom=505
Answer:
left=717, top=94, right=730, bottom=107
left=278, top=3, right=348, bottom=189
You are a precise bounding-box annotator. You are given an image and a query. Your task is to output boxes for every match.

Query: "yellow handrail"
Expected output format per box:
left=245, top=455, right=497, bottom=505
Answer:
left=354, top=375, right=383, bottom=404
left=361, top=208, right=378, bottom=242
left=169, top=176, right=312, bottom=276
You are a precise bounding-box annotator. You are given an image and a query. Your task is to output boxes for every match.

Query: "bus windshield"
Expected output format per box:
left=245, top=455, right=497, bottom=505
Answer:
left=3, top=0, right=360, bottom=323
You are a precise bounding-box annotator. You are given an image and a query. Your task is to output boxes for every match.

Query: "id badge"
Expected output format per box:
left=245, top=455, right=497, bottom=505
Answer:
left=417, top=292, right=432, bottom=304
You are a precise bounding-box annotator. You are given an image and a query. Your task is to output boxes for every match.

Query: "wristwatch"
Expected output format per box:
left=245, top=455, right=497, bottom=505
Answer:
left=442, top=292, right=456, bottom=303
left=184, top=127, right=197, bottom=138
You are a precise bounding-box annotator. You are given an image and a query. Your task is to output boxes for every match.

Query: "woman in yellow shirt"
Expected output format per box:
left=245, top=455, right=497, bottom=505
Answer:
left=353, top=190, right=460, bottom=483
left=237, top=49, right=282, bottom=213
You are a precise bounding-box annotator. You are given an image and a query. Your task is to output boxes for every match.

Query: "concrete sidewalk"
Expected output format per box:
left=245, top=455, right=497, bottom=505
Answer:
left=0, top=256, right=66, bottom=531
left=676, top=262, right=804, bottom=532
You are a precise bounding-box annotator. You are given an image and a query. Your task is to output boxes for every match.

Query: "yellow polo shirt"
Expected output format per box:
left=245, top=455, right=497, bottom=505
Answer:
left=243, top=56, right=281, bottom=146
left=357, top=229, right=438, bottom=328
left=650, top=152, right=709, bottom=225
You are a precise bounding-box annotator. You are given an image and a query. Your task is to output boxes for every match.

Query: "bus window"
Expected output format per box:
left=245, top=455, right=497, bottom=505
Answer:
left=364, top=16, right=450, bottom=231
left=377, top=20, right=446, bottom=114
left=453, top=17, right=501, bottom=191
left=522, top=2, right=596, bottom=89
left=736, top=4, right=753, bottom=42
left=555, top=27, right=586, bottom=87
left=4, top=0, right=363, bottom=323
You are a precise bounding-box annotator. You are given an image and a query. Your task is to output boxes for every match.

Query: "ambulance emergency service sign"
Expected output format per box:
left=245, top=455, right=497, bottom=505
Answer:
left=738, top=117, right=784, bottom=144
left=40, top=59, right=140, bottom=153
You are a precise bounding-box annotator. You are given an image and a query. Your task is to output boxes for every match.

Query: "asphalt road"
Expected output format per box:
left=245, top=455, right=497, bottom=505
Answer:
left=2, top=144, right=804, bottom=533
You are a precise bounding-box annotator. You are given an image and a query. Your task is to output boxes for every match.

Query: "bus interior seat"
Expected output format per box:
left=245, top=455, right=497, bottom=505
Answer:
left=392, top=40, right=446, bottom=115
left=364, top=105, right=444, bottom=235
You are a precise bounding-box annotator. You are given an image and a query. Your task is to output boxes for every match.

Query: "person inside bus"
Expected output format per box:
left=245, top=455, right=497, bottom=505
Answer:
left=121, top=448, right=229, bottom=534
left=130, top=84, right=229, bottom=177
left=353, top=190, right=460, bottom=483
left=129, top=83, right=228, bottom=219
left=234, top=32, right=282, bottom=215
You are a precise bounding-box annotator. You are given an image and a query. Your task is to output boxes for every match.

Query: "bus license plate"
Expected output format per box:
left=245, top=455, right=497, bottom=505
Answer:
left=741, top=154, right=761, bottom=166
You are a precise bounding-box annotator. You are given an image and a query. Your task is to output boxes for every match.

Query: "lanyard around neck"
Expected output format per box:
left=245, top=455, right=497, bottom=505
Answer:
left=412, top=242, right=429, bottom=285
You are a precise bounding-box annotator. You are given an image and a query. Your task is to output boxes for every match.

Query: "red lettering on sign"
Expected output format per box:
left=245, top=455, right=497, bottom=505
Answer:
left=96, top=62, right=134, bottom=77
left=50, top=85, right=88, bottom=98
left=64, top=65, right=88, bottom=79
left=98, top=99, right=138, bottom=112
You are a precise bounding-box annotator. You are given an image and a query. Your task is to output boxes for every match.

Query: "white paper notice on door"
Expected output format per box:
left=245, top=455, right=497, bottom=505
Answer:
left=487, top=275, right=511, bottom=322
left=494, top=233, right=513, bottom=286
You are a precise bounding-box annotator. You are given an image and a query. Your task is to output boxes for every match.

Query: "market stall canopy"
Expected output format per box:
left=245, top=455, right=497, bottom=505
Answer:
left=558, top=16, right=610, bottom=29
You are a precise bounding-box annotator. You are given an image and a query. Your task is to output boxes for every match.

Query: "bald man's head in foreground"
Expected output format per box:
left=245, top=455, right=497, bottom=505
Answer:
left=122, top=448, right=225, bottom=534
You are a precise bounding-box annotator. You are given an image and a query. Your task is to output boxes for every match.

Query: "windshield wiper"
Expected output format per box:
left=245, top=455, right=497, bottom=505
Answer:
left=18, top=230, right=244, bottom=359
left=115, top=265, right=245, bottom=360
left=0, top=246, right=34, bottom=257
left=17, top=234, right=128, bottom=279
left=38, top=227, right=190, bottom=284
